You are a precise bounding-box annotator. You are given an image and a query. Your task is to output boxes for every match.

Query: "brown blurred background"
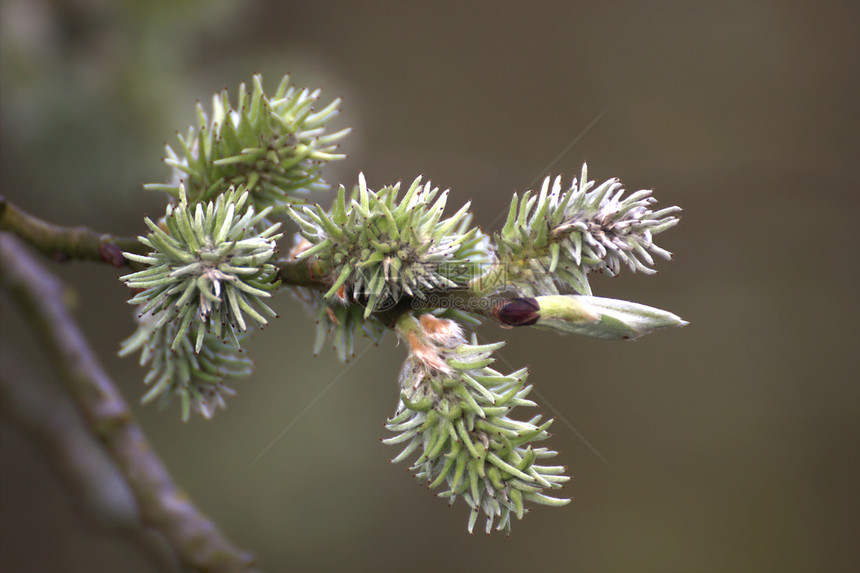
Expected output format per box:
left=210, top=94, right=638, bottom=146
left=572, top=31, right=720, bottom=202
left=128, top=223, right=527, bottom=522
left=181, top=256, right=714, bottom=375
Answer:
left=1, top=1, right=858, bottom=571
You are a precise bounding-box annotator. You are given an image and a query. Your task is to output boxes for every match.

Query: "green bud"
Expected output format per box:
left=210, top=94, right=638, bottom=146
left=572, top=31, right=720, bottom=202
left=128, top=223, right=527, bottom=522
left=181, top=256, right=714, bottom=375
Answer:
left=145, top=74, right=349, bottom=210
left=121, top=186, right=282, bottom=351
left=533, top=295, right=687, bottom=340
left=289, top=174, right=490, bottom=316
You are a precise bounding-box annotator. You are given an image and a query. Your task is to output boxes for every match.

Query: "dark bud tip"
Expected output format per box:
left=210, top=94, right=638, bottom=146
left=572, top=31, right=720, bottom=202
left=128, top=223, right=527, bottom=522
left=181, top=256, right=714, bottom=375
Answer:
left=99, top=242, right=126, bottom=267
left=492, top=297, right=540, bottom=327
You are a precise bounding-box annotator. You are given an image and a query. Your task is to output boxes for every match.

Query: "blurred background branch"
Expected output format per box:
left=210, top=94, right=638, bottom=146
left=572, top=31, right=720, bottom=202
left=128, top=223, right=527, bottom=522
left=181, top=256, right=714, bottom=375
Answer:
left=0, top=234, right=257, bottom=573
left=0, top=351, right=179, bottom=572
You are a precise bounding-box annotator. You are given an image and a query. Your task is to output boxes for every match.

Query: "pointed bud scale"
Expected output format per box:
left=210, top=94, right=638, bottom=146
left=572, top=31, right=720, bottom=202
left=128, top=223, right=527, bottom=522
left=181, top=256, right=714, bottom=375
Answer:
left=534, top=295, right=687, bottom=340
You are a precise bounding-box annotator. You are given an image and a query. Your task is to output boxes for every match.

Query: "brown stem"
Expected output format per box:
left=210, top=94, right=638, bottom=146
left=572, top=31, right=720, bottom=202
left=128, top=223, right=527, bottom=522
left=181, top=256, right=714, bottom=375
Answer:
left=0, top=234, right=258, bottom=573
left=0, top=195, right=145, bottom=267
left=372, top=289, right=516, bottom=327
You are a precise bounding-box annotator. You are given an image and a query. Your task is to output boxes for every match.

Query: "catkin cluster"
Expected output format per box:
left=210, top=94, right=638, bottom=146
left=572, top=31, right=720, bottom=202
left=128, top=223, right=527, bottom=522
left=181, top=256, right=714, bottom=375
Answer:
left=384, top=314, right=569, bottom=534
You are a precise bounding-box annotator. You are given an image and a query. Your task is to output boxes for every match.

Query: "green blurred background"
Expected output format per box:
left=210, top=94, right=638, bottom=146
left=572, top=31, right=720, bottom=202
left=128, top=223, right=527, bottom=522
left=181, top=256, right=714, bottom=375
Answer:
left=1, top=1, right=858, bottom=571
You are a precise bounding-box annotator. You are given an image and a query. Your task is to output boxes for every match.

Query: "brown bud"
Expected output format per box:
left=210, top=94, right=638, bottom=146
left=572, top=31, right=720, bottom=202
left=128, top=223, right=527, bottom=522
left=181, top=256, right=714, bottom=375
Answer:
left=492, top=297, right=540, bottom=327
left=98, top=242, right=126, bottom=267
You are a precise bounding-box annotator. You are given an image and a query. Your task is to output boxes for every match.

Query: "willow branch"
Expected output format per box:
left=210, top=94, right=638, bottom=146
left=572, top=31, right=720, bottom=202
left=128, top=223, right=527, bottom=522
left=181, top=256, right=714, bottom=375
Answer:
left=0, top=193, right=518, bottom=328
left=0, top=195, right=145, bottom=266
left=277, top=257, right=525, bottom=329
left=0, top=234, right=258, bottom=573
left=0, top=352, right=179, bottom=571
left=0, top=195, right=521, bottom=326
